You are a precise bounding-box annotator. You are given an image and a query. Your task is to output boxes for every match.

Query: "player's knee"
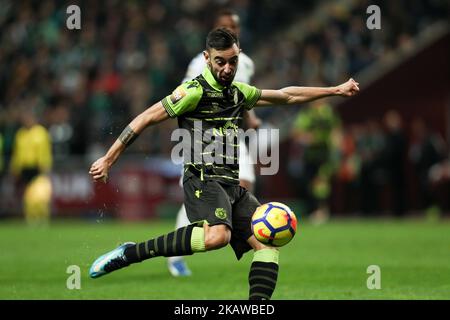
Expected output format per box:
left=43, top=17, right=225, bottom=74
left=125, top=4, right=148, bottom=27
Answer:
left=247, top=235, right=274, bottom=251
left=204, top=224, right=231, bottom=250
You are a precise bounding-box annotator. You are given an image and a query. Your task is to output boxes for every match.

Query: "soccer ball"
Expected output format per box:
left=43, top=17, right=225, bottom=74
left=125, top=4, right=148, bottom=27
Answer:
left=251, top=202, right=298, bottom=247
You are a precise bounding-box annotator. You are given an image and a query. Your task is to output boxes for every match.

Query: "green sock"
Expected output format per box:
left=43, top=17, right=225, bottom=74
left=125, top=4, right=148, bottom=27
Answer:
left=248, top=248, right=279, bottom=300
left=190, top=225, right=206, bottom=252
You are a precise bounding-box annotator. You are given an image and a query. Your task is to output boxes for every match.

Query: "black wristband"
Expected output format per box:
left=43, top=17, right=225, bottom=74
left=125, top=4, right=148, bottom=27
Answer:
left=119, top=125, right=139, bottom=147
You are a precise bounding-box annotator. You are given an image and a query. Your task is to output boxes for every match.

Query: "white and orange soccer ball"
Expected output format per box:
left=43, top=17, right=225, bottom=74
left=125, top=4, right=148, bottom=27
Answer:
left=251, top=202, right=298, bottom=247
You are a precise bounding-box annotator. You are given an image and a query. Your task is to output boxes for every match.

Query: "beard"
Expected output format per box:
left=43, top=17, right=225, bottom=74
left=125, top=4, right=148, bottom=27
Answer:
left=209, top=64, right=235, bottom=86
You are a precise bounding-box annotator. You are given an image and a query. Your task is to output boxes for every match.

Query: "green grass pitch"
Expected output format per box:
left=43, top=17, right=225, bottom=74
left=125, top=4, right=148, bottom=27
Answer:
left=1, top=218, right=449, bottom=299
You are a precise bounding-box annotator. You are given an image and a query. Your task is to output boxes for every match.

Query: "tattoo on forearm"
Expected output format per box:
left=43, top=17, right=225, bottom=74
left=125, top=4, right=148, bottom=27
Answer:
left=119, top=125, right=139, bottom=147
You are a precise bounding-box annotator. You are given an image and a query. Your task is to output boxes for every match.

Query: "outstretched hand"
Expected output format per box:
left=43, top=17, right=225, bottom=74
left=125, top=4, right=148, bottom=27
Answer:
left=336, top=78, right=360, bottom=97
left=89, top=156, right=111, bottom=183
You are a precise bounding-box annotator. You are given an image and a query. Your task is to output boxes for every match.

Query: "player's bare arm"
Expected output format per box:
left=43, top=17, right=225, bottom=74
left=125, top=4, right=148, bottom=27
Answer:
left=256, top=78, right=360, bottom=106
left=89, top=102, right=170, bottom=181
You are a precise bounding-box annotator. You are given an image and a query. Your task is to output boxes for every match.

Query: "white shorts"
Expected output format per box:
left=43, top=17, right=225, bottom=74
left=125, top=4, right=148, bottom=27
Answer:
left=238, top=141, right=255, bottom=183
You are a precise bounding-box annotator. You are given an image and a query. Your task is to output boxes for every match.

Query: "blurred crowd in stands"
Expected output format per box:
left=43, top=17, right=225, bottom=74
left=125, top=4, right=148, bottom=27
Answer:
left=0, top=0, right=449, bottom=215
left=0, top=0, right=315, bottom=164
left=286, top=102, right=449, bottom=219
left=252, top=0, right=449, bottom=122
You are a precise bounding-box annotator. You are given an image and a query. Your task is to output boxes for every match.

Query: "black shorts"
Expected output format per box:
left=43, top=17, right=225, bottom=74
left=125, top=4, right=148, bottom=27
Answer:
left=183, top=173, right=260, bottom=260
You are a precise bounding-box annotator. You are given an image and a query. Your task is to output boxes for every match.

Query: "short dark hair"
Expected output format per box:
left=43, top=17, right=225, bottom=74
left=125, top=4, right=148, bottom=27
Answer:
left=205, top=27, right=239, bottom=51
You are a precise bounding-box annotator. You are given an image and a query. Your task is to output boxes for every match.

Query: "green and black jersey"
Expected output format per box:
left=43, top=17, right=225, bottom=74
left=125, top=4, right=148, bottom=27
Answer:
left=161, top=68, right=261, bottom=185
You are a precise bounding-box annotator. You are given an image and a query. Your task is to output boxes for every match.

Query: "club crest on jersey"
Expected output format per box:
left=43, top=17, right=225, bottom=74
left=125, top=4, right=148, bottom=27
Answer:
left=170, top=87, right=186, bottom=104
left=215, top=208, right=227, bottom=219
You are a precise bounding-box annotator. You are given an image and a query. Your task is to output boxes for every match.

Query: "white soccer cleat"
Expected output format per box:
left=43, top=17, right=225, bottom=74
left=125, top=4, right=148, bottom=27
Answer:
left=168, top=259, right=192, bottom=277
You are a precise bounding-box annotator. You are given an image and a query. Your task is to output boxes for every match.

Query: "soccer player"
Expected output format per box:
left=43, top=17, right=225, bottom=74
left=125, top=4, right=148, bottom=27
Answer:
left=168, top=9, right=261, bottom=277
left=290, top=100, right=341, bottom=224
left=10, top=107, right=52, bottom=225
left=89, top=28, right=359, bottom=300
